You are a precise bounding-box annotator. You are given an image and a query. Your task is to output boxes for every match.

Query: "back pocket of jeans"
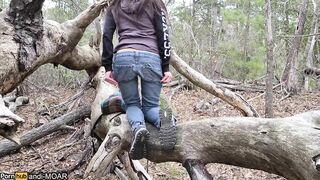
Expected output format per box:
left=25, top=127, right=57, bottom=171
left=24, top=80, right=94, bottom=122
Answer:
left=113, top=65, right=136, bottom=82
left=141, top=65, right=163, bottom=82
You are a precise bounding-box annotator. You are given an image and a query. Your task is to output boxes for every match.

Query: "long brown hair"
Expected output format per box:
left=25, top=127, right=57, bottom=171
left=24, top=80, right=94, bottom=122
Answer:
left=107, top=0, right=168, bottom=17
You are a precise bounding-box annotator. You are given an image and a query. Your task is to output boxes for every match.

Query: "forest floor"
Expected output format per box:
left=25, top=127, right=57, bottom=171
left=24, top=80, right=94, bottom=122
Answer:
left=0, top=85, right=319, bottom=180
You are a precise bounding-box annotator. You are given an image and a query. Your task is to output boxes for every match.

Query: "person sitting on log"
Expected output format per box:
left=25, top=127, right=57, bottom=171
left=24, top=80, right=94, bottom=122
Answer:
left=101, top=0, right=175, bottom=159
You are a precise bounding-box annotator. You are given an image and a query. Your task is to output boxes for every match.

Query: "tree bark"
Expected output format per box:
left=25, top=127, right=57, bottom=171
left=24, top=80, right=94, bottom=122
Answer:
left=6, top=0, right=45, bottom=71
left=284, top=1, right=290, bottom=57
left=88, top=110, right=320, bottom=180
left=243, top=1, right=251, bottom=61
left=304, top=0, right=318, bottom=91
left=264, top=0, right=275, bottom=118
left=85, top=70, right=320, bottom=180
left=281, top=0, right=309, bottom=94
left=0, top=0, right=111, bottom=95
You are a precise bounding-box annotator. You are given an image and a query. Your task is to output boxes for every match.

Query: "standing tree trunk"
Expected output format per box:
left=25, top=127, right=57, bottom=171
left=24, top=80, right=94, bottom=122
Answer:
left=284, top=1, right=290, bottom=57
left=243, top=1, right=251, bottom=61
left=281, top=0, right=309, bottom=94
left=304, top=0, right=318, bottom=91
left=265, top=0, right=275, bottom=118
left=210, top=0, right=219, bottom=50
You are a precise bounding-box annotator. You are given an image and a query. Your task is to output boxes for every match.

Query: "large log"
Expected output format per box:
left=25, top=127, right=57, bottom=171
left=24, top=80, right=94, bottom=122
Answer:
left=87, top=111, right=320, bottom=180
left=0, top=0, right=111, bottom=95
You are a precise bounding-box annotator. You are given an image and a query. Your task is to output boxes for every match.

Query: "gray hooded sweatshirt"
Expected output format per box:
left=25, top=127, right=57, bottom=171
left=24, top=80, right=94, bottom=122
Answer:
left=102, top=0, right=171, bottom=73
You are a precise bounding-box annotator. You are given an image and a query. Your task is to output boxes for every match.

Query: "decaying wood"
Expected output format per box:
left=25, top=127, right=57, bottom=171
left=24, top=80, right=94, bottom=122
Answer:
left=0, top=95, right=24, bottom=144
left=84, top=114, right=130, bottom=178
left=6, top=0, right=45, bottom=71
left=6, top=96, right=29, bottom=112
left=131, top=160, right=152, bottom=180
left=85, top=64, right=320, bottom=179
left=0, top=0, right=112, bottom=95
left=90, top=67, right=118, bottom=129
left=0, top=105, right=90, bottom=157
left=118, top=152, right=140, bottom=180
left=183, top=159, right=212, bottom=180
left=170, top=51, right=259, bottom=117
left=0, top=0, right=112, bottom=142
left=89, top=110, right=320, bottom=180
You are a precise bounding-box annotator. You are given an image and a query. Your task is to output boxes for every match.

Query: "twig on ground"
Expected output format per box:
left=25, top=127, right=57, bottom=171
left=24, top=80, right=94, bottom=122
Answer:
left=169, top=83, right=186, bottom=101
left=278, top=93, right=292, bottom=103
left=50, top=79, right=91, bottom=111
left=248, top=83, right=283, bottom=102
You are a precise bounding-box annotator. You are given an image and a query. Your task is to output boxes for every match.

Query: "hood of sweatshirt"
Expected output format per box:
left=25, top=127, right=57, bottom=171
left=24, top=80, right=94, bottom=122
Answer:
left=120, top=0, right=142, bottom=14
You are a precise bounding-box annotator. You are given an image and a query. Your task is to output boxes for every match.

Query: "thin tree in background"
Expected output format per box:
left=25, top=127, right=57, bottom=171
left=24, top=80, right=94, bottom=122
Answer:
left=265, top=0, right=275, bottom=118
left=304, top=0, right=318, bottom=91
left=243, top=1, right=251, bottom=61
left=281, top=0, right=309, bottom=94
left=284, top=1, right=290, bottom=57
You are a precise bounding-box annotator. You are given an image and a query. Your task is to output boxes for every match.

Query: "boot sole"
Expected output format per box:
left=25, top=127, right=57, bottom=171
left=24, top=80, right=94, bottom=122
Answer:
left=159, top=108, right=177, bottom=150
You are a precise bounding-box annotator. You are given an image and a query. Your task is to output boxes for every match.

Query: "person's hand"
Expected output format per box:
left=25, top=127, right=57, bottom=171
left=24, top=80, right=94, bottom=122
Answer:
left=105, top=71, right=118, bottom=86
left=161, top=72, right=173, bottom=84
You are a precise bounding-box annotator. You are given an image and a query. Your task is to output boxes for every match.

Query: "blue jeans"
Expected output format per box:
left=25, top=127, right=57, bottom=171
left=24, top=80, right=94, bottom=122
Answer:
left=112, top=51, right=163, bottom=132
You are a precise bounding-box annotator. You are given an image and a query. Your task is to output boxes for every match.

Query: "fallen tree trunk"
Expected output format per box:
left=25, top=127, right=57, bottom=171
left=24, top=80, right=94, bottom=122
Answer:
left=0, top=105, right=90, bottom=157
left=85, top=67, right=319, bottom=178
left=171, top=52, right=259, bottom=117
left=87, top=111, right=320, bottom=180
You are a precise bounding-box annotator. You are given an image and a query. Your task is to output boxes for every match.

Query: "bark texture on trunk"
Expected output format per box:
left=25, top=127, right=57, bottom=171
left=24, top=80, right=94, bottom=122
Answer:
left=264, top=0, right=275, bottom=118
left=0, top=0, right=111, bottom=95
left=6, top=0, right=45, bottom=71
left=304, top=0, right=318, bottom=91
left=88, top=111, right=320, bottom=180
left=281, top=0, right=309, bottom=94
left=85, top=69, right=320, bottom=180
